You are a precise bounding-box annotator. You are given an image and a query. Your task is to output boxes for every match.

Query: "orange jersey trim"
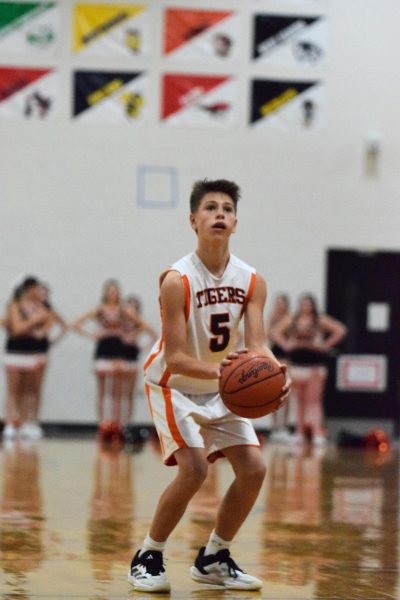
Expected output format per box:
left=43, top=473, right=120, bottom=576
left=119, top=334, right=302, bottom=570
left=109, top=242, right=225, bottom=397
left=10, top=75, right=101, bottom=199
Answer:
left=181, top=274, right=191, bottom=321
left=241, top=272, right=256, bottom=317
left=162, top=387, right=187, bottom=449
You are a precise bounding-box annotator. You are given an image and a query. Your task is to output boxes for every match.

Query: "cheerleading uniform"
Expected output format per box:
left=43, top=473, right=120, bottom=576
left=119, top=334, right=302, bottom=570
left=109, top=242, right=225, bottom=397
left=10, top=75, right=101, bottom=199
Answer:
left=121, top=316, right=140, bottom=370
left=4, top=301, right=48, bottom=370
left=288, top=317, right=329, bottom=380
left=94, top=304, right=125, bottom=373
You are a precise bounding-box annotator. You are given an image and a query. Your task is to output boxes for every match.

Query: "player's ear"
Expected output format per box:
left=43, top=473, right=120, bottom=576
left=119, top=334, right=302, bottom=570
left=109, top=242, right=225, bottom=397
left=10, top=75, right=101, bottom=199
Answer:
left=232, top=216, right=238, bottom=233
left=189, top=213, right=198, bottom=234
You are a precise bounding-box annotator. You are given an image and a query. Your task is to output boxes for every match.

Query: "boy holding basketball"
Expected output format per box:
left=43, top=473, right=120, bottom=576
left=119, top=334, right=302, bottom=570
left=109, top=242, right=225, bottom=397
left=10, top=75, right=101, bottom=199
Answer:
left=128, top=179, right=291, bottom=592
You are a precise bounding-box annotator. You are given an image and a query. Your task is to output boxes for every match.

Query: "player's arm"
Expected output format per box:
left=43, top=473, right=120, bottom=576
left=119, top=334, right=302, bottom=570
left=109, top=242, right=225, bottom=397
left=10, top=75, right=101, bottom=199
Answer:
left=244, top=274, right=280, bottom=359
left=319, top=314, right=347, bottom=350
left=161, top=271, right=220, bottom=380
left=243, top=274, right=291, bottom=400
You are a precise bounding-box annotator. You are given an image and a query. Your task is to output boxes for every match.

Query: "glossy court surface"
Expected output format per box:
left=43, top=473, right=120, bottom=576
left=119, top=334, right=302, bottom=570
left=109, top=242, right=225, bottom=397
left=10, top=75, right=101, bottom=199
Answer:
left=0, top=433, right=398, bottom=600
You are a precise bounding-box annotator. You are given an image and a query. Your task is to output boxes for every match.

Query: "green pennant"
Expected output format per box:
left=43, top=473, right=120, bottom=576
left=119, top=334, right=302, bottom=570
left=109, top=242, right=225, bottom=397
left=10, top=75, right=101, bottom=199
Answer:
left=0, top=2, right=54, bottom=36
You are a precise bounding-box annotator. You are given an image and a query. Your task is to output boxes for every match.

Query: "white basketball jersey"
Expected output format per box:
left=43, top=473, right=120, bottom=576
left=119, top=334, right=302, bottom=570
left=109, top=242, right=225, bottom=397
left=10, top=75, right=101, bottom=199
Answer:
left=144, top=252, right=256, bottom=394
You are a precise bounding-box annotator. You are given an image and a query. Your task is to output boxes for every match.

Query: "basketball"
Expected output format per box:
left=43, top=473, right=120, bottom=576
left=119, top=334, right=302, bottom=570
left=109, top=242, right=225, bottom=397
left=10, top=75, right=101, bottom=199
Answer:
left=219, top=352, right=285, bottom=418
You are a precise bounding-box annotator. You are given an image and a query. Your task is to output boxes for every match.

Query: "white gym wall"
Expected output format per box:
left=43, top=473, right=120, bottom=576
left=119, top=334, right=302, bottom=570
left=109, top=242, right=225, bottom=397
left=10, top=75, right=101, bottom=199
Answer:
left=0, top=0, right=398, bottom=423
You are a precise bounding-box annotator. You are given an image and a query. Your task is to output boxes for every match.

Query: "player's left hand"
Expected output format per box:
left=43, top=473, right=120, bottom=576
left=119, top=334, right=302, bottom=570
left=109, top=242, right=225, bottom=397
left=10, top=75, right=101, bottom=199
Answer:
left=220, top=348, right=248, bottom=369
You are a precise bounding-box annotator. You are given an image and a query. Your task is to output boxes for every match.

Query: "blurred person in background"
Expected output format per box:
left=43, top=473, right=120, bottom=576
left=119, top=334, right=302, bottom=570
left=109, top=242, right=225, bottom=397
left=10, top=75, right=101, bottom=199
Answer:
left=72, top=279, right=145, bottom=444
left=121, top=295, right=157, bottom=427
left=2, top=276, right=58, bottom=440
left=33, top=281, right=67, bottom=434
left=266, top=293, right=292, bottom=442
left=273, top=293, right=347, bottom=446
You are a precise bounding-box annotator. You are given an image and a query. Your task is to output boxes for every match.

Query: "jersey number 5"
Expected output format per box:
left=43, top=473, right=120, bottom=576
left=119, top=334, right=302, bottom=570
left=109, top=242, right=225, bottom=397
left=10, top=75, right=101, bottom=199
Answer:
left=209, top=313, right=230, bottom=352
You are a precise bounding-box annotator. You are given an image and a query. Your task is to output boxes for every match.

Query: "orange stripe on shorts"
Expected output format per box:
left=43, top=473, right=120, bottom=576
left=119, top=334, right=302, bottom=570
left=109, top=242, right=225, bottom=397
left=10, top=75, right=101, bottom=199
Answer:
left=159, top=369, right=171, bottom=387
left=162, top=387, right=187, bottom=449
left=144, top=383, right=154, bottom=418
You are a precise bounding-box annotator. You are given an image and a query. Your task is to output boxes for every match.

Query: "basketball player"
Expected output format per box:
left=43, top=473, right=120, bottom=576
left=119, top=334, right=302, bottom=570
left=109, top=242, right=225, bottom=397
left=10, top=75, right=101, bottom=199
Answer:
left=128, top=179, right=291, bottom=592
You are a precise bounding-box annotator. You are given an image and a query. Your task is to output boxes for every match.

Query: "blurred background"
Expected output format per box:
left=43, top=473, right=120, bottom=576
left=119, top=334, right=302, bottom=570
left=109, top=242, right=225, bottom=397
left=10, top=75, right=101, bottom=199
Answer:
left=0, top=0, right=398, bottom=439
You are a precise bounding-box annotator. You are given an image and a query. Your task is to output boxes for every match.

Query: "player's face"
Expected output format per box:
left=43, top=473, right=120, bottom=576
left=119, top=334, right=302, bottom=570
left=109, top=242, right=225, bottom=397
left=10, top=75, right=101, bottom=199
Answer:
left=190, top=192, right=237, bottom=239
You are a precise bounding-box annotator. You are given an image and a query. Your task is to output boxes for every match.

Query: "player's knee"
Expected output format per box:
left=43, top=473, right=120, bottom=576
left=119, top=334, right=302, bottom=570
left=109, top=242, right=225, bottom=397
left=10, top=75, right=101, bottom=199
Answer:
left=179, top=458, right=208, bottom=488
left=242, top=459, right=266, bottom=486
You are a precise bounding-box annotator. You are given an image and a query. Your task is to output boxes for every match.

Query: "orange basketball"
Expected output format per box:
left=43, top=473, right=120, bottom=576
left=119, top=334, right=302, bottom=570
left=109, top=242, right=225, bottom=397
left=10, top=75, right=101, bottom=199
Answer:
left=219, top=352, right=285, bottom=418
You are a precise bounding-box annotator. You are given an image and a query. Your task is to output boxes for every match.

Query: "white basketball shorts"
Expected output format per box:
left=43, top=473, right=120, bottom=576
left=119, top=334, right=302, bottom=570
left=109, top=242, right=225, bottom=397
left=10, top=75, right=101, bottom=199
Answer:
left=144, top=382, right=260, bottom=466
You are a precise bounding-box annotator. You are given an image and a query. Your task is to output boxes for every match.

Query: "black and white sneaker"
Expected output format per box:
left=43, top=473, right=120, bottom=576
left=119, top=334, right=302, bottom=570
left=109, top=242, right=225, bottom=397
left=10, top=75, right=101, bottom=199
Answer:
left=190, top=547, right=262, bottom=590
left=128, top=549, right=171, bottom=593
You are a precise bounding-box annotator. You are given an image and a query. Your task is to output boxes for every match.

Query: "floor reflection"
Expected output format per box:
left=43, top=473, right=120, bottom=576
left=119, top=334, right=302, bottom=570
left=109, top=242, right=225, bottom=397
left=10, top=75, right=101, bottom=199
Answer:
left=261, top=443, right=399, bottom=598
left=87, top=445, right=134, bottom=584
left=0, top=434, right=398, bottom=599
left=0, top=440, right=44, bottom=600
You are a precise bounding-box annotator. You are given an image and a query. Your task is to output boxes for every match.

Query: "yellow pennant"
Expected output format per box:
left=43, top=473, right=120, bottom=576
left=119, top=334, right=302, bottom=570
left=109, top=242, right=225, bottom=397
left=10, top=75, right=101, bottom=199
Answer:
left=73, top=3, right=145, bottom=53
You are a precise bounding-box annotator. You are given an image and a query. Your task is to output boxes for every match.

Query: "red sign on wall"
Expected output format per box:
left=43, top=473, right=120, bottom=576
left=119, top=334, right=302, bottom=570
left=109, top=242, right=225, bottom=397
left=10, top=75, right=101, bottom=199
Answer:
left=336, top=355, right=387, bottom=393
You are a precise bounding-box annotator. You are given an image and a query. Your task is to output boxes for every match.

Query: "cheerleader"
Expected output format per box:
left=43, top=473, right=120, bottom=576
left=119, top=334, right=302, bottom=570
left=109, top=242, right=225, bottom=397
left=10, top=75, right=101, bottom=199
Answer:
left=266, top=294, right=291, bottom=442
left=2, top=277, right=53, bottom=440
left=121, top=296, right=157, bottom=426
left=72, top=280, right=142, bottom=442
left=32, top=282, right=67, bottom=435
left=273, top=294, right=347, bottom=445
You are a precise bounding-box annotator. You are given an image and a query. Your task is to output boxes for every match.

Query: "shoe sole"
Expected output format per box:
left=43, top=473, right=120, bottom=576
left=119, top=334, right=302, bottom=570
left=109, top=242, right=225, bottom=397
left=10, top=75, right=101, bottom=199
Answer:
left=128, top=573, right=171, bottom=593
left=190, top=566, right=262, bottom=590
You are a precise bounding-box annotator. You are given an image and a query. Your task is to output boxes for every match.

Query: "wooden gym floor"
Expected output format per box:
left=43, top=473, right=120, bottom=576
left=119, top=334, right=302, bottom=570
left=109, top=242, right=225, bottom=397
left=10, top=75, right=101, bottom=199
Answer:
left=0, top=432, right=398, bottom=600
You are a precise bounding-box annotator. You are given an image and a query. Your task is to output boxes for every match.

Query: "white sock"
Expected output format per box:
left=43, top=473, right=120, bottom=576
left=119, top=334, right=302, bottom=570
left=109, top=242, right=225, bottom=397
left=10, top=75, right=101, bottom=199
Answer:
left=139, top=534, right=166, bottom=556
left=204, top=530, right=231, bottom=556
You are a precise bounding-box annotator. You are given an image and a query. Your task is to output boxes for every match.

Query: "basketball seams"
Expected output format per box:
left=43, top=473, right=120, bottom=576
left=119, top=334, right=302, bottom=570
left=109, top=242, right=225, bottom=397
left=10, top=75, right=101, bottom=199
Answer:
left=222, top=371, right=284, bottom=398
left=219, top=352, right=285, bottom=418
left=224, top=401, right=281, bottom=418
left=221, top=354, right=280, bottom=392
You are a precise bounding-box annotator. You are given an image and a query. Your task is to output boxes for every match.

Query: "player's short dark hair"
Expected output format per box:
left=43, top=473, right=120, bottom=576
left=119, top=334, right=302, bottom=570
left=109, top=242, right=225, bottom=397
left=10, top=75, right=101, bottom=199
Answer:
left=190, top=179, right=241, bottom=213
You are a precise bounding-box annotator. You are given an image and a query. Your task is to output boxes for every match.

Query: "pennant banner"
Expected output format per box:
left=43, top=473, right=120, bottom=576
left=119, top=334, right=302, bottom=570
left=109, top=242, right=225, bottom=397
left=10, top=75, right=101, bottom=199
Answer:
left=163, top=9, right=240, bottom=61
left=250, top=78, right=323, bottom=130
left=161, top=74, right=238, bottom=129
left=253, top=14, right=326, bottom=67
left=73, top=70, right=148, bottom=122
left=73, top=3, right=149, bottom=57
left=0, top=2, right=59, bottom=55
left=253, top=0, right=323, bottom=4
left=0, top=66, right=57, bottom=119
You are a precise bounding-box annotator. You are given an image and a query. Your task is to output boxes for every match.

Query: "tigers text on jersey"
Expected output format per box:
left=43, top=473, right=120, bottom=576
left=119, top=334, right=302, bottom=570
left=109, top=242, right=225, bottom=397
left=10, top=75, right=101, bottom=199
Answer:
left=144, top=252, right=256, bottom=395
